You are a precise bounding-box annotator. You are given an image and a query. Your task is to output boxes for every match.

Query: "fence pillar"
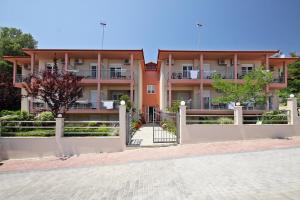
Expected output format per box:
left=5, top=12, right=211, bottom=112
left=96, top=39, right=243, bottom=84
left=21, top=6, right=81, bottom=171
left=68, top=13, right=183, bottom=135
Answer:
left=119, top=101, right=126, bottom=150
left=55, top=117, right=64, bottom=138
left=287, top=95, right=299, bottom=125
left=234, top=105, right=243, bottom=125
left=179, top=101, right=186, bottom=144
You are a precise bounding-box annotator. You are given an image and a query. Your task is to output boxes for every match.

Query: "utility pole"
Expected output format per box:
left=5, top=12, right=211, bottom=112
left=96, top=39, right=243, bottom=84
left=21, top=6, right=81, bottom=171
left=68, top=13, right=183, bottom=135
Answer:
left=100, top=21, right=107, bottom=49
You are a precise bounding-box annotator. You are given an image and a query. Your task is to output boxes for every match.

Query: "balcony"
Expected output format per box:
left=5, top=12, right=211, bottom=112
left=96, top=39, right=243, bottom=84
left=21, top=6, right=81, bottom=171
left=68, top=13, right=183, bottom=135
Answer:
left=170, top=70, right=200, bottom=80
left=100, top=69, right=132, bottom=80
left=203, top=70, right=234, bottom=80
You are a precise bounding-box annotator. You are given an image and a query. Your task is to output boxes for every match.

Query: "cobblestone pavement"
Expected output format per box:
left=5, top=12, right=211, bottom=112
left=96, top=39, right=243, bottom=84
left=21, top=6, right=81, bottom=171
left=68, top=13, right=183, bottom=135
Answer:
left=1, top=137, right=300, bottom=172
left=1, top=147, right=300, bottom=200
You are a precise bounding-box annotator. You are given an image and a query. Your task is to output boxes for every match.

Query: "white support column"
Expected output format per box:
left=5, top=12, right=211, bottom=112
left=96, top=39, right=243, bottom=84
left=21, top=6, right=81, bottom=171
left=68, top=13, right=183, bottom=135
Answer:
left=119, top=101, right=126, bottom=150
left=97, top=53, right=101, bottom=109
left=287, top=95, right=299, bottom=125
left=234, top=105, right=243, bottom=125
left=55, top=117, right=64, bottom=138
left=179, top=102, right=186, bottom=144
left=55, top=117, right=64, bottom=156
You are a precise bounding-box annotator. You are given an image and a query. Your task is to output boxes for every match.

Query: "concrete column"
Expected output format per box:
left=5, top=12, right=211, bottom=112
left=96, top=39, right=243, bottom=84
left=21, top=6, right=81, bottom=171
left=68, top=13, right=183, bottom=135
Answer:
left=287, top=96, right=299, bottom=125
left=265, top=54, right=269, bottom=70
left=130, top=83, right=134, bottom=103
left=179, top=103, right=186, bottom=144
left=64, top=52, right=68, bottom=71
left=13, top=60, right=17, bottom=84
left=97, top=82, right=101, bottom=109
left=30, top=53, right=35, bottom=74
left=168, top=54, right=172, bottom=80
left=200, top=54, right=203, bottom=79
left=234, top=105, right=243, bottom=125
left=284, top=61, right=287, bottom=84
left=200, top=83, right=203, bottom=109
left=234, top=53, right=238, bottom=80
left=98, top=52, right=101, bottom=80
left=130, top=54, right=134, bottom=80
left=168, top=83, right=172, bottom=107
left=119, top=101, right=126, bottom=150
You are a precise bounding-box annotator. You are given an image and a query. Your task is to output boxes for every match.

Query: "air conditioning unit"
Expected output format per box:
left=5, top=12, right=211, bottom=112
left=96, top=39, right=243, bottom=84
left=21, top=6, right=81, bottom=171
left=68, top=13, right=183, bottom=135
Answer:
left=124, top=59, right=130, bottom=65
left=165, top=60, right=174, bottom=65
left=218, top=59, right=227, bottom=65
left=75, top=58, right=83, bottom=65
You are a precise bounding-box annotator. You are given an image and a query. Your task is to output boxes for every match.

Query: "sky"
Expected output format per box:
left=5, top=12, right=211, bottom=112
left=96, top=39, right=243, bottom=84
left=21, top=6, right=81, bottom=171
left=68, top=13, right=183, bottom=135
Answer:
left=1, top=0, right=300, bottom=62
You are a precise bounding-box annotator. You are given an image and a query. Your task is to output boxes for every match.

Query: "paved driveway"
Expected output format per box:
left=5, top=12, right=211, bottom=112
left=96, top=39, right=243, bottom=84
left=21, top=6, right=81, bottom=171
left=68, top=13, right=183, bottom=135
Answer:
left=1, top=148, right=300, bottom=200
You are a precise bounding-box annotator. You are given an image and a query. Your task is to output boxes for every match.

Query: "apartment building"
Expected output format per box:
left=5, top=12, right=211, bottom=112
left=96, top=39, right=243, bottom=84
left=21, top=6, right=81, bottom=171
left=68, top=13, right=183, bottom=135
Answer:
left=4, top=48, right=298, bottom=120
left=4, top=49, right=144, bottom=120
left=158, top=50, right=298, bottom=114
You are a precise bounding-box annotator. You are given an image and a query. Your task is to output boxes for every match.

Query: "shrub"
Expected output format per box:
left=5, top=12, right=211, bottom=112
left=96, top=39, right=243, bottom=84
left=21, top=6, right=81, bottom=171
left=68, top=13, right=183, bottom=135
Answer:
left=160, top=120, right=176, bottom=134
left=36, top=111, right=54, bottom=121
left=262, top=110, right=288, bottom=124
left=88, top=121, right=98, bottom=127
left=217, top=117, right=234, bottom=124
left=167, top=101, right=180, bottom=113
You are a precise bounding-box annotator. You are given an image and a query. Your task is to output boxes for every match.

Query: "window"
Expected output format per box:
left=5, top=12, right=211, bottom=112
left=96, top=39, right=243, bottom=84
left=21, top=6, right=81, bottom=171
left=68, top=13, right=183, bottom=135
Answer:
left=147, top=85, right=155, bottom=94
left=182, top=65, right=193, bottom=78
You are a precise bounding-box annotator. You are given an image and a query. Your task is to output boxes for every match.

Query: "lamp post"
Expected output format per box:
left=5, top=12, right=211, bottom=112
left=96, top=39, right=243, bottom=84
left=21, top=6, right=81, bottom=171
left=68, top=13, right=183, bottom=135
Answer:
left=196, top=23, right=203, bottom=49
left=100, top=21, right=107, bottom=49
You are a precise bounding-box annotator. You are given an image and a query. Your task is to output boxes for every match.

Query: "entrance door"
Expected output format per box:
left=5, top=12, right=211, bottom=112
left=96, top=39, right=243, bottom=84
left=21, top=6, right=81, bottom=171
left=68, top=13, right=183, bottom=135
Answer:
left=148, top=107, right=155, bottom=122
left=90, top=90, right=98, bottom=109
left=203, top=90, right=211, bottom=109
left=182, top=65, right=193, bottom=79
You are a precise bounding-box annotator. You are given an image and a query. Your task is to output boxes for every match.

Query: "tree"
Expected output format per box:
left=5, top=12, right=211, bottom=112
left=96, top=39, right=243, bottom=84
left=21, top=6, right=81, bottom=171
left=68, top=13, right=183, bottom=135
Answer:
left=0, top=71, right=20, bottom=110
left=279, top=52, right=300, bottom=105
left=23, top=70, right=83, bottom=117
left=212, top=67, right=273, bottom=105
left=0, top=27, right=37, bottom=110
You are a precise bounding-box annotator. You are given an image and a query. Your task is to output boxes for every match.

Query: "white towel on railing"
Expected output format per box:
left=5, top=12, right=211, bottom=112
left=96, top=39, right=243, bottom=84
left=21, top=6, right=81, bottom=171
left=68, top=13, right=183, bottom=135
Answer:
left=190, top=70, right=199, bottom=79
left=102, top=101, right=114, bottom=109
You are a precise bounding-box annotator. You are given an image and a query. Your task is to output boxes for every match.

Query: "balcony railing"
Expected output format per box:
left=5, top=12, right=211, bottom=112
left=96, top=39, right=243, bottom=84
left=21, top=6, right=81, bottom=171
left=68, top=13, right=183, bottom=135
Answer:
left=15, top=74, right=27, bottom=83
left=170, top=70, right=200, bottom=80
left=75, top=70, right=98, bottom=79
left=100, top=69, right=131, bottom=80
left=272, top=75, right=285, bottom=83
left=203, top=70, right=234, bottom=80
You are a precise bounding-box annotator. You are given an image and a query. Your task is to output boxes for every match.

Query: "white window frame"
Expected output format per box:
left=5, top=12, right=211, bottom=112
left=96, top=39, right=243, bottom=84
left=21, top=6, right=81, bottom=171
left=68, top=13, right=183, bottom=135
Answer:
left=147, top=85, right=156, bottom=94
left=182, top=64, right=193, bottom=78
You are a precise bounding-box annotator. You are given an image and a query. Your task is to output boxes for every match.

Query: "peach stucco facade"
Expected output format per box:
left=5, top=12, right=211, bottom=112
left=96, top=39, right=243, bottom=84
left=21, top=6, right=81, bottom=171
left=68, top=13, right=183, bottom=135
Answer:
left=4, top=48, right=299, bottom=120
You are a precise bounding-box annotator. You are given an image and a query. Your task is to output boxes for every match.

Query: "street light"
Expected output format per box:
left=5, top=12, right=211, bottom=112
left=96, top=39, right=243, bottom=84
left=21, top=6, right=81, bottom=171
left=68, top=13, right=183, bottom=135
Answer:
left=196, top=23, right=203, bottom=49
left=100, top=21, right=107, bottom=49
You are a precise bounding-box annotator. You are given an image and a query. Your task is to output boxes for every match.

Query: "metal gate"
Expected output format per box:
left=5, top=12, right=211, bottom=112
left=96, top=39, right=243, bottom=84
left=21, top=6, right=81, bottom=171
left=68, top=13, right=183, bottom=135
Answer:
left=126, top=111, right=134, bottom=145
left=153, top=111, right=178, bottom=143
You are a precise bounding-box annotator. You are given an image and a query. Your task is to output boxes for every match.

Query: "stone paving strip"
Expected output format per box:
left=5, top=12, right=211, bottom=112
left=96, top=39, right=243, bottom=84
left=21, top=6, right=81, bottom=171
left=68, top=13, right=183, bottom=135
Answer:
left=1, top=136, right=300, bottom=172
left=0, top=147, right=300, bottom=199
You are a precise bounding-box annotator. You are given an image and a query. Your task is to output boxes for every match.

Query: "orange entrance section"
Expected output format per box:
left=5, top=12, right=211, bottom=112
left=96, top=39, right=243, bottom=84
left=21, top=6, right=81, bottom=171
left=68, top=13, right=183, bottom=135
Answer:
left=142, top=62, right=160, bottom=122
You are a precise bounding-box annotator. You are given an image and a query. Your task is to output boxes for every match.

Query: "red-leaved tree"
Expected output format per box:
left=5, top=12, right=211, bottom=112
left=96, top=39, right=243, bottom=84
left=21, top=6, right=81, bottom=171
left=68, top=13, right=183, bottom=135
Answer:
left=23, top=70, right=83, bottom=117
